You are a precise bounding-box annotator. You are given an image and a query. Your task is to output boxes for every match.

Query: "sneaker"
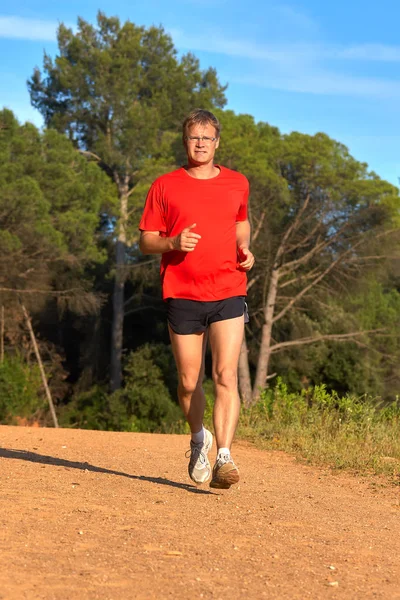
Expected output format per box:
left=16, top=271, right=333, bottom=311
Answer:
left=210, top=454, right=240, bottom=489
left=186, top=428, right=213, bottom=484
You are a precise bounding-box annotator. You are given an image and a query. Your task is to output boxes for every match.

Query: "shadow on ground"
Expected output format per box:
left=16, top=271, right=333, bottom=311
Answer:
left=0, top=448, right=215, bottom=495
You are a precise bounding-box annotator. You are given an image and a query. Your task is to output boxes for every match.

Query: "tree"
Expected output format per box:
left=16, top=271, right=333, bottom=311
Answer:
left=214, top=111, right=400, bottom=403
left=249, top=131, right=400, bottom=400
left=271, top=277, right=400, bottom=399
left=0, top=109, right=113, bottom=409
left=28, top=12, right=227, bottom=390
left=214, top=110, right=285, bottom=404
left=0, top=109, right=112, bottom=298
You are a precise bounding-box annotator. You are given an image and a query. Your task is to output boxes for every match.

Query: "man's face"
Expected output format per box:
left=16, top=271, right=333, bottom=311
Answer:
left=184, top=122, right=220, bottom=166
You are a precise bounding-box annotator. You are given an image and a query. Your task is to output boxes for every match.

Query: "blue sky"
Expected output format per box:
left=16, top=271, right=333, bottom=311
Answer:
left=0, top=0, right=399, bottom=186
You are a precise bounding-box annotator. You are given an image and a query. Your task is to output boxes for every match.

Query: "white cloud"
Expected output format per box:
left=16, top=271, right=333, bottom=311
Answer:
left=170, top=29, right=317, bottom=66
left=170, top=27, right=400, bottom=99
left=172, top=28, right=400, bottom=66
left=273, top=4, right=319, bottom=33
left=231, top=70, right=400, bottom=99
left=3, top=14, right=400, bottom=100
left=333, top=44, right=400, bottom=62
left=0, top=15, right=63, bottom=41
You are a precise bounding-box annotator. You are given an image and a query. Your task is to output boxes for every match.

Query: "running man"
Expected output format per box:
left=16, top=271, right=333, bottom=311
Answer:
left=139, top=109, right=254, bottom=489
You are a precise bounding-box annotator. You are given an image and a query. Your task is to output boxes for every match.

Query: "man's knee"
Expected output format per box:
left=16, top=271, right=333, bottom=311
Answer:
left=179, top=372, right=202, bottom=396
left=213, top=366, right=237, bottom=390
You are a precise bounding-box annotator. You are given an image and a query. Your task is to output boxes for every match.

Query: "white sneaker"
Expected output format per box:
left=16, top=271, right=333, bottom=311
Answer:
left=186, top=428, right=213, bottom=484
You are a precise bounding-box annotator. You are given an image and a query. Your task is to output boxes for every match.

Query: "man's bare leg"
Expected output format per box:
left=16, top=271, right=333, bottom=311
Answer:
left=168, top=326, right=208, bottom=432
left=168, top=326, right=212, bottom=483
left=208, top=315, right=244, bottom=488
left=209, top=315, right=244, bottom=449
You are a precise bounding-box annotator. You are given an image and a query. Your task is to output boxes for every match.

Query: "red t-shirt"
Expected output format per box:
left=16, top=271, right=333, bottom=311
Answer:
left=139, top=165, right=249, bottom=301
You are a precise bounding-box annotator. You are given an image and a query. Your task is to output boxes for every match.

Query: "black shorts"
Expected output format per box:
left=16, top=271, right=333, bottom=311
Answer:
left=167, top=296, right=249, bottom=335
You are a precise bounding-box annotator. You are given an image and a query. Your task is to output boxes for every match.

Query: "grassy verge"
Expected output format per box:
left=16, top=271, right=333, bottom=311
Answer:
left=207, top=379, right=400, bottom=480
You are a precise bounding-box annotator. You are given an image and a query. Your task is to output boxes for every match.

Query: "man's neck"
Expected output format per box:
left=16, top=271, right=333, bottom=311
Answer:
left=185, top=162, right=220, bottom=180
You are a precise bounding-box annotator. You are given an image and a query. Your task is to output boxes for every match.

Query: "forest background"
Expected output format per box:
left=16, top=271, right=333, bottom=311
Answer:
left=1, top=13, right=400, bottom=436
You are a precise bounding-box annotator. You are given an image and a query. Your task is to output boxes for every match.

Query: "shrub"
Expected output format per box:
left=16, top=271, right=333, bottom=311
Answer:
left=60, top=344, right=184, bottom=432
left=238, top=378, right=400, bottom=476
left=58, top=385, right=111, bottom=430
left=0, top=355, right=45, bottom=423
left=114, top=344, right=183, bottom=432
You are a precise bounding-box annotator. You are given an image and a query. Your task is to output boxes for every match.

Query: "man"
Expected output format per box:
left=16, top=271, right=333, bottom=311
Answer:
left=139, top=109, right=254, bottom=489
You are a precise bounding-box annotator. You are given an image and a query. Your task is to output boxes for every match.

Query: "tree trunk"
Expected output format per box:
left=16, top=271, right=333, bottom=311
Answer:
left=0, top=305, right=4, bottom=363
left=21, top=303, right=59, bottom=428
left=252, top=267, right=280, bottom=400
left=238, top=334, right=252, bottom=407
left=110, top=182, right=129, bottom=392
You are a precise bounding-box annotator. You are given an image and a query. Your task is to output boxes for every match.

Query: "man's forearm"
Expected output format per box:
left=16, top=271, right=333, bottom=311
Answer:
left=236, top=220, right=251, bottom=249
left=139, top=233, right=175, bottom=255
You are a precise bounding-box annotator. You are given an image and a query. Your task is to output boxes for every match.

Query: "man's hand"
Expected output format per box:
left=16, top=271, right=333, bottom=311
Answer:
left=238, top=244, right=255, bottom=271
left=173, top=223, right=201, bottom=252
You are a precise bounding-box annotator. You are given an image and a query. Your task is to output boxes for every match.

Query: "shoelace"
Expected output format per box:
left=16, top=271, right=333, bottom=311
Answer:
left=185, top=441, right=207, bottom=467
left=217, top=453, right=233, bottom=465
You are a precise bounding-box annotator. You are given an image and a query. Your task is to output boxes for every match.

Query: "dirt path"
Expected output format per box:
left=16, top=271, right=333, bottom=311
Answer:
left=0, top=425, right=399, bottom=599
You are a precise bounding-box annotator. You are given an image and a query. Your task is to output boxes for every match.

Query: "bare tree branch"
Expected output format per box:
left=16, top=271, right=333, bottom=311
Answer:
left=279, top=266, right=321, bottom=289
left=280, top=235, right=330, bottom=273
left=270, top=328, right=386, bottom=353
left=247, top=274, right=261, bottom=291
left=284, top=213, right=322, bottom=250
left=272, top=247, right=354, bottom=324
left=346, top=255, right=400, bottom=262
left=279, top=216, right=357, bottom=273
left=20, top=303, right=59, bottom=428
left=275, top=193, right=311, bottom=264
left=252, top=211, right=266, bottom=243
left=0, top=287, right=81, bottom=295
left=79, top=150, right=103, bottom=163
left=79, top=149, right=115, bottom=181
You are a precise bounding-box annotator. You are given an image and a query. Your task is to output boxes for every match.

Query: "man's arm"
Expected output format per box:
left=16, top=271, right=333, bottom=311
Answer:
left=139, top=231, right=174, bottom=255
left=236, top=219, right=251, bottom=249
left=236, top=219, right=255, bottom=271
left=139, top=224, right=201, bottom=255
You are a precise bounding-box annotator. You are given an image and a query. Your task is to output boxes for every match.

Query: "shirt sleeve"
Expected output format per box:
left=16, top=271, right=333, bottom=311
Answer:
left=139, top=180, right=167, bottom=233
left=236, top=178, right=249, bottom=222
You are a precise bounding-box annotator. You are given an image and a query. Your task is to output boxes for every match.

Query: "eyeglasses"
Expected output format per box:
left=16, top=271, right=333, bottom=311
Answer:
left=185, top=136, right=217, bottom=144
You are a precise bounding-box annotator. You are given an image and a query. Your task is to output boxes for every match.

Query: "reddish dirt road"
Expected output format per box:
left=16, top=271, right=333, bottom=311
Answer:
left=0, top=425, right=399, bottom=599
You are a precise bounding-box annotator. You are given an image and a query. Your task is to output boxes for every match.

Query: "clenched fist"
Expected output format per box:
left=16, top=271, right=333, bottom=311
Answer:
left=238, top=244, right=255, bottom=271
left=173, top=223, right=201, bottom=252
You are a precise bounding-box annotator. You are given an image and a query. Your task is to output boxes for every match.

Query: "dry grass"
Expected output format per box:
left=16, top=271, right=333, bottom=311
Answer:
left=235, top=380, right=400, bottom=480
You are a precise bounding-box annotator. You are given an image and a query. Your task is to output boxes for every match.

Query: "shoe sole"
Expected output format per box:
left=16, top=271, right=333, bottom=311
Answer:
left=210, top=466, right=240, bottom=489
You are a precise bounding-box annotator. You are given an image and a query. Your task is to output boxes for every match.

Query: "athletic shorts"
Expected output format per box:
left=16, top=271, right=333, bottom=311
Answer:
left=167, top=296, right=249, bottom=335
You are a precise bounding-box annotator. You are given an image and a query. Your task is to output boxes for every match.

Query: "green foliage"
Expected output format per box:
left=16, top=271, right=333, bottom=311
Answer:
left=60, top=344, right=184, bottom=432
left=239, top=379, right=400, bottom=476
left=217, top=107, right=400, bottom=398
left=29, top=11, right=228, bottom=235
left=29, top=12, right=227, bottom=143
left=28, top=13, right=229, bottom=391
left=58, top=386, right=110, bottom=430
left=112, top=344, right=183, bottom=432
left=0, top=109, right=115, bottom=312
left=0, top=355, right=45, bottom=424
left=0, top=12, right=398, bottom=424
left=271, top=280, right=400, bottom=399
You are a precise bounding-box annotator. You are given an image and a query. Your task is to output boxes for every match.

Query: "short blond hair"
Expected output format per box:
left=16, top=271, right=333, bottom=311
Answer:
left=182, top=109, right=221, bottom=140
